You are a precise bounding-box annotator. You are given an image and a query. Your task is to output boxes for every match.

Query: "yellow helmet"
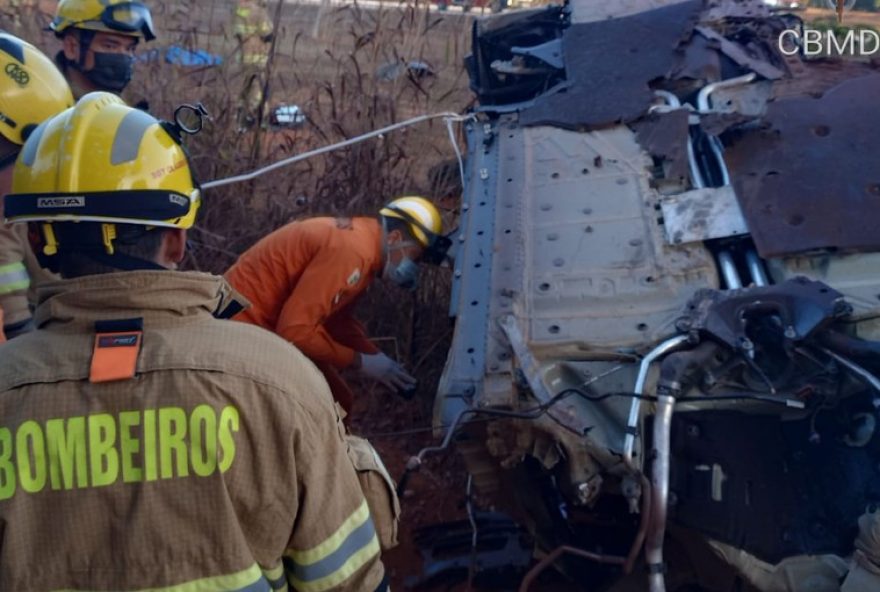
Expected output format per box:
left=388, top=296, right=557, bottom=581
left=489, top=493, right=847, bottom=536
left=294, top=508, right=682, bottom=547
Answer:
left=0, top=33, right=73, bottom=146
left=380, top=196, right=450, bottom=265
left=380, top=196, right=443, bottom=247
left=51, top=0, right=156, bottom=41
left=4, top=92, right=200, bottom=257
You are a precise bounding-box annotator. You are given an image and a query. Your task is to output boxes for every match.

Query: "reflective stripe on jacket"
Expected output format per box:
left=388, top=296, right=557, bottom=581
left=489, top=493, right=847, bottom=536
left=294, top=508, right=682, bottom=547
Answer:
left=234, top=1, right=273, bottom=66
left=225, top=218, right=383, bottom=370
left=0, top=271, right=385, bottom=592
left=0, top=221, right=57, bottom=331
left=0, top=222, right=31, bottom=328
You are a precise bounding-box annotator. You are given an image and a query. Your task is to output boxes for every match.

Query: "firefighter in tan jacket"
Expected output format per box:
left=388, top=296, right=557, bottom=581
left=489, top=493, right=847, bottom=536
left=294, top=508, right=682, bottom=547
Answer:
left=233, top=0, right=274, bottom=128
left=0, top=93, right=388, bottom=592
left=0, top=33, right=74, bottom=341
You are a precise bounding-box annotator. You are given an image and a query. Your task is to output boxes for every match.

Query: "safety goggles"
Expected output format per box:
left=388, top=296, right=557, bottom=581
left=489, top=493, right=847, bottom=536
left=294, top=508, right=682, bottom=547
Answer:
left=383, top=204, right=453, bottom=266
left=80, top=2, right=156, bottom=42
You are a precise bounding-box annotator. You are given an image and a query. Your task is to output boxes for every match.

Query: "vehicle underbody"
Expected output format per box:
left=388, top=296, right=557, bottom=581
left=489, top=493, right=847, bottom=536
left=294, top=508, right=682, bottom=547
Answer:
left=424, top=0, right=880, bottom=590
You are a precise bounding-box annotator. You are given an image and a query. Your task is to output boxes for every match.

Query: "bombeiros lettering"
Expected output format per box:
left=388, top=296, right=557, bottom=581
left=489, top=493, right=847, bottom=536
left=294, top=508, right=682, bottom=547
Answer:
left=0, top=405, right=240, bottom=500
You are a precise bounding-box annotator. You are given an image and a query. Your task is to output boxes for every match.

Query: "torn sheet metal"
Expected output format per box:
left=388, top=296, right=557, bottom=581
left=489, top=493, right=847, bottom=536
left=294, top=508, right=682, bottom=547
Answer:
left=701, top=0, right=771, bottom=21
left=672, top=32, right=723, bottom=82
left=660, top=185, right=748, bottom=245
left=694, top=26, right=785, bottom=81
left=633, top=109, right=691, bottom=183
left=569, top=0, right=693, bottom=24
left=521, top=0, right=702, bottom=130
left=724, top=73, right=880, bottom=258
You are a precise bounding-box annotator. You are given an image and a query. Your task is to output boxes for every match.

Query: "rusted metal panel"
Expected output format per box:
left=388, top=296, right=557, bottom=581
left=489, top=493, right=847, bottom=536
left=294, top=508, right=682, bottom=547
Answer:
left=672, top=32, right=722, bottom=82
left=521, top=0, right=702, bottom=129
left=725, top=73, right=880, bottom=258
left=694, top=26, right=785, bottom=80
left=633, top=109, right=691, bottom=183
left=701, top=0, right=771, bottom=21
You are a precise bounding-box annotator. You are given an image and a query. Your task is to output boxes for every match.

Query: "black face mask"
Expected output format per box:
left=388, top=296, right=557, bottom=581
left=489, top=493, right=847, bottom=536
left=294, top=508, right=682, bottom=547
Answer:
left=81, top=52, right=135, bottom=93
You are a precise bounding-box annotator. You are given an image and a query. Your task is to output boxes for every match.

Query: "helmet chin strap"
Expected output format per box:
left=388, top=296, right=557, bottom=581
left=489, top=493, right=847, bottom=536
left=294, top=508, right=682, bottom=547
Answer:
left=65, top=29, right=96, bottom=71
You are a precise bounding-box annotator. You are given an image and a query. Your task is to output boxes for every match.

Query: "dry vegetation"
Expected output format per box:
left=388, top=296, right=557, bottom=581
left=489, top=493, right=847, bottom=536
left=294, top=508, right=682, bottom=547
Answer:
left=3, top=2, right=476, bottom=585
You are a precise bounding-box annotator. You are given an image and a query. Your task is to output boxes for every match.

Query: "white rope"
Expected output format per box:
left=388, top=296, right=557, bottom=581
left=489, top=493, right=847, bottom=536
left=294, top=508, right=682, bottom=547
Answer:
left=202, top=111, right=475, bottom=190
left=445, top=116, right=467, bottom=187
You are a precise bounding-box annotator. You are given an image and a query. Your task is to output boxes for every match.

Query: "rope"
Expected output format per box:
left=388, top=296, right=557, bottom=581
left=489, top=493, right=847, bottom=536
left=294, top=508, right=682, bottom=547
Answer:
left=202, top=111, right=475, bottom=190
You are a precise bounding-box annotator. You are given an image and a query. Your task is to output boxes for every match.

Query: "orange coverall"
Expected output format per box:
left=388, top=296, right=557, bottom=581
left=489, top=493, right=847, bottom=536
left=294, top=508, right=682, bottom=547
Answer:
left=225, top=217, right=383, bottom=411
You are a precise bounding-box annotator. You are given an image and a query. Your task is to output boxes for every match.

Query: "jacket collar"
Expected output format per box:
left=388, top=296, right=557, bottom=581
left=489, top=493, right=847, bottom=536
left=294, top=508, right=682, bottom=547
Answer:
left=34, top=271, right=249, bottom=332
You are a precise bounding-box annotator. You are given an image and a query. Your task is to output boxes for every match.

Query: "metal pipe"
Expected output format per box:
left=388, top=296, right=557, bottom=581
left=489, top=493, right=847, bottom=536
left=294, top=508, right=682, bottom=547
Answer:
left=624, top=335, right=691, bottom=463
left=745, top=249, right=770, bottom=287
left=822, top=348, right=880, bottom=399
left=654, top=91, right=705, bottom=189
left=696, top=73, right=757, bottom=187
left=519, top=545, right=626, bottom=592
left=654, top=90, right=680, bottom=108
left=623, top=475, right=653, bottom=575
left=646, top=393, right=676, bottom=592
left=696, top=73, right=758, bottom=113
left=717, top=250, right=742, bottom=290
left=687, top=133, right=707, bottom=189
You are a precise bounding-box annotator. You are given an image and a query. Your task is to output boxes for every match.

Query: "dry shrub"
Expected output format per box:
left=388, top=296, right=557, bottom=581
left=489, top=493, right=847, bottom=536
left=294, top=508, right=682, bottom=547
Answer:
left=3, top=0, right=471, bottom=415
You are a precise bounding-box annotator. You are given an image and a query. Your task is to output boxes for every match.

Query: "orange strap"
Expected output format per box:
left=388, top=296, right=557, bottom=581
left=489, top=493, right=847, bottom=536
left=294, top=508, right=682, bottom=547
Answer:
left=89, top=329, right=143, bottom=383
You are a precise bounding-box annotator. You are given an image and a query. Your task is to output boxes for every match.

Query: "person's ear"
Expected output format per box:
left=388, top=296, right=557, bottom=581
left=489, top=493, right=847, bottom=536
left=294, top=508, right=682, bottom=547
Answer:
left=386, top=229, right=403, bottom=245
left=159, top=229, right=187, bottom=268
left=62, top=33, right=81, bottom=62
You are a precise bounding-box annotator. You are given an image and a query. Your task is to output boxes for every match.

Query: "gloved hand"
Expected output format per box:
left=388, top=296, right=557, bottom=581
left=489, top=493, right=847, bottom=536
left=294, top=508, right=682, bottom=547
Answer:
left=357, top=352, right=417, bottom=392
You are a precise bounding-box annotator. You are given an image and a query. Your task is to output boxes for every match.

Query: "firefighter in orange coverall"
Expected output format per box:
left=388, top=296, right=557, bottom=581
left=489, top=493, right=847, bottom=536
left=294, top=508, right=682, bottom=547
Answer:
left=225, top=197, right=449, bottom=413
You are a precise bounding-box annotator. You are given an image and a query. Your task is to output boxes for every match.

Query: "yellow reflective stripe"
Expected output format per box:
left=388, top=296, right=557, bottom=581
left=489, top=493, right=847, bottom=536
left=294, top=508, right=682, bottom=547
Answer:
left=0, top=262, right=29, bottom=294
left=52, top=563, right=266, bottom=592
left=288, top=499, right=371, bottom=565
left=287, top=535, right=380, bottom=592
left=262, top=564, right=287, bottom=591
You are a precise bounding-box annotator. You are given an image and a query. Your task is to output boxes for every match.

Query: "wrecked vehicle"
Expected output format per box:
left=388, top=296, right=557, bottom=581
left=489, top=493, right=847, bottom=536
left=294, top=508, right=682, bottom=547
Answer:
left=415, top=0, right=880, bottom=590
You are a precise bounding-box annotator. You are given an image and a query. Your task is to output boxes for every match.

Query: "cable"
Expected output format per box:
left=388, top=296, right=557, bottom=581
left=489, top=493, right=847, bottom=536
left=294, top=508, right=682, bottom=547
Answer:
left=374, top=389, right=801, bottom=441
left=202, top=112, right=475, bottom=190
left=445, top=115, right=467, bottom=187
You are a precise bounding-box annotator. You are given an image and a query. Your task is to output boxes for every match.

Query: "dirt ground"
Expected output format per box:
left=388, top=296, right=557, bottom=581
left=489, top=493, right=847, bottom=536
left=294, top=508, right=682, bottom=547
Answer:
left=348, top=382, right=475, bottom=591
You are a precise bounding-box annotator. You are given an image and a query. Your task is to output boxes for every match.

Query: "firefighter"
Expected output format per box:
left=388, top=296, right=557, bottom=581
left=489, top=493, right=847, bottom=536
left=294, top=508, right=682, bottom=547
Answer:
left=0, top=92, right=388, bottom=592
left=225, top=197, right=449, bottom=413
left=50, top=0, right=155, bottom=98
left=0, top=33, right=74, bottom=342
left=233, top=0, right=274, bottom=128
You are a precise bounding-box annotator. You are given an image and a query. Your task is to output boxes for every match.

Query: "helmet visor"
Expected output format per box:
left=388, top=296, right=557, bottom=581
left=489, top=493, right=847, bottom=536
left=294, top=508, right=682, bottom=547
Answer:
left=100, top=2, right=156, bottom=41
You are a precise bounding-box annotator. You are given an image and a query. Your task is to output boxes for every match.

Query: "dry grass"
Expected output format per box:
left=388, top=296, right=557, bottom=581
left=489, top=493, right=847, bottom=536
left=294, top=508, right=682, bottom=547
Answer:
left=3, top=0, right=471, bottom=416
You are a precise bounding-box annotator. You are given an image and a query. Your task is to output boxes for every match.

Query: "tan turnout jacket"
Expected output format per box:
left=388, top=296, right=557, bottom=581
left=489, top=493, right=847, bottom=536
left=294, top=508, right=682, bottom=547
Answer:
left=0, top=271, right=385, bottom=592
left=0, top=222, right=41, bottom=332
